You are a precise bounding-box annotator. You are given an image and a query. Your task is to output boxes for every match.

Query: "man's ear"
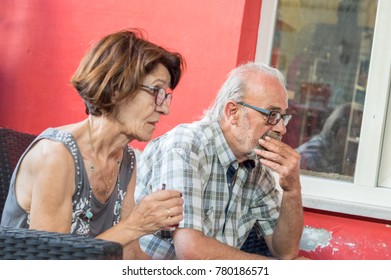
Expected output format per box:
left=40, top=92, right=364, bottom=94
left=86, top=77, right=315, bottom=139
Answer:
left=224, top=101, right=240, bottom=125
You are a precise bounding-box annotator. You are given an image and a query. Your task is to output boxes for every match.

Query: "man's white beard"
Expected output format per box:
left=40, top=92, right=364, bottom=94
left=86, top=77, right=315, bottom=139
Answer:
left=246, top=131, right=282, bottom=160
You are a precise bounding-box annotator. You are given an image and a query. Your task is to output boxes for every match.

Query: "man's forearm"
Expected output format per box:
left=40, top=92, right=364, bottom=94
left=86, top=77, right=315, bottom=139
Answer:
left=173, top=228, right=276, bottom=260
left=271, top=188, right=304, bottom=259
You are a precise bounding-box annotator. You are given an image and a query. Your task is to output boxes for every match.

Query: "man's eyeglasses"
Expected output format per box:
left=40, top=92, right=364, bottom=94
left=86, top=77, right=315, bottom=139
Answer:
left=140, top=85, right=173, bottom=106
left=237, top=101, right=292, bottom=126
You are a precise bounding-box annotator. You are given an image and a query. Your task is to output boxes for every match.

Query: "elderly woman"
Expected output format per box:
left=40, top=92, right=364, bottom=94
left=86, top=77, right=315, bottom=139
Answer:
left=1, top=29, right=185, bottom=259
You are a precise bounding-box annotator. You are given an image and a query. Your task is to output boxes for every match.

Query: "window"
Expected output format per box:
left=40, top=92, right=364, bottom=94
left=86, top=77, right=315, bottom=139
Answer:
left=255, top=0, right=391, bottom=220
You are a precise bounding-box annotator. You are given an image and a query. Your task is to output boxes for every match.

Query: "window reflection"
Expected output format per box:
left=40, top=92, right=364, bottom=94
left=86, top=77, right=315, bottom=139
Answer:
left=272, top=0, right=377, bottom=180
left=296, top=102, right=363, bottom=177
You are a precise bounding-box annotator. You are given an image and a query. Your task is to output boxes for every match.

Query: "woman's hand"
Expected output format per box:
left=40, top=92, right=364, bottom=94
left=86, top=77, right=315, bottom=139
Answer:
left=127, top=189, right=183, bottom=235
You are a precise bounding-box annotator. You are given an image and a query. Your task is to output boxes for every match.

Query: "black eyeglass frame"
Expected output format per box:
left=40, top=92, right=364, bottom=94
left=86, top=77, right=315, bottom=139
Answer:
left=140, top=85, right=173, bottom=106
left=237, top=101, right=292, bottom=126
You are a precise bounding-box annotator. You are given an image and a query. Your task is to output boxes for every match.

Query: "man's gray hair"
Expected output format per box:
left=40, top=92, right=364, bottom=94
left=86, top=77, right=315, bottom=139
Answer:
left=204, top=62, right=285, bottom=122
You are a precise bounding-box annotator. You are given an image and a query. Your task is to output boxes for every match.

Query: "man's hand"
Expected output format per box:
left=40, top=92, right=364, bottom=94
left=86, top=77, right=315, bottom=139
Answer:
left=256, top=136, right=301, bottom=192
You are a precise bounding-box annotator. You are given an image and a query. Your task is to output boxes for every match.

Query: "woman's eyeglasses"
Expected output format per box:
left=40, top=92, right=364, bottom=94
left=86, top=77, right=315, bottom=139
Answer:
left=140, top=85, right=173, bottom=106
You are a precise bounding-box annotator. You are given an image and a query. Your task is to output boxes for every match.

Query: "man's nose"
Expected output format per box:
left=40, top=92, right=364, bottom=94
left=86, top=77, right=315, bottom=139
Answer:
left=272, top=118, right=287, bottom=135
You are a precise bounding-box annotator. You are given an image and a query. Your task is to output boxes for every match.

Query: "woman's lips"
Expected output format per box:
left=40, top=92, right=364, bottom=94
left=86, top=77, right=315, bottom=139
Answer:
left=149, top=121, right=158, bottom=127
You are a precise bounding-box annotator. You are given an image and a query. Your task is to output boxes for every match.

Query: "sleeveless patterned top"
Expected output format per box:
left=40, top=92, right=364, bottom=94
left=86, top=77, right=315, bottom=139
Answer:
left=1, top=128, right=135, bottom=237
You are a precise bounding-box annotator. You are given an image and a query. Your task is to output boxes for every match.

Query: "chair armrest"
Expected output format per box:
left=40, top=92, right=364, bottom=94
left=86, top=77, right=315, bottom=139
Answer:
left=0, top=226, right=123, bottom=260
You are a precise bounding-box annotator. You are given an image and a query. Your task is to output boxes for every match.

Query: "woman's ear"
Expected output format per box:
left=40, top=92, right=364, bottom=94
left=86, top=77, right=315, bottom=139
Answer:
left=112, top=90, right=120, bottom=102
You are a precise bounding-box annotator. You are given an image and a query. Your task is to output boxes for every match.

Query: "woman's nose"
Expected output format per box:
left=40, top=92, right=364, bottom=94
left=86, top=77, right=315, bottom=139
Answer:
left=156, top=102, right=170, bottom=115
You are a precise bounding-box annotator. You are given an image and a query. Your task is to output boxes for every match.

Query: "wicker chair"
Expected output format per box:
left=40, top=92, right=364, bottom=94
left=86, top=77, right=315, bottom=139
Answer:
left=0, top=127, right=123, bottom=259
left=0, top=128, right=36, bottom=216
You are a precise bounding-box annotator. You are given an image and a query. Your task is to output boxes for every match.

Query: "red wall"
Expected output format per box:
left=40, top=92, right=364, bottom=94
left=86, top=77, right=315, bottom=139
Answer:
left=0, top=0, right=260, bottom=149
left=1, top=0, right=390, bottom=259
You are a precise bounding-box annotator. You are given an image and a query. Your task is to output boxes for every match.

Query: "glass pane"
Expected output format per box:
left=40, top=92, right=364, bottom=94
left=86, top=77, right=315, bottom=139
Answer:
left=272, top=0, right=377, bottom=181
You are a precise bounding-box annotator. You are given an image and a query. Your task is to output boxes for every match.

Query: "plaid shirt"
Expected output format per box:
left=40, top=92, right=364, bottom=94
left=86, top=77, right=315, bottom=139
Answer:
left=135, top=117, right=281, bottom=259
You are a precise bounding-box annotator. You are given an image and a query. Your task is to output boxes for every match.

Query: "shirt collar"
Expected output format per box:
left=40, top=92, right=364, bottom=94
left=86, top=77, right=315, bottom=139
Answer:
left=242, top=159, right=255, bottom=170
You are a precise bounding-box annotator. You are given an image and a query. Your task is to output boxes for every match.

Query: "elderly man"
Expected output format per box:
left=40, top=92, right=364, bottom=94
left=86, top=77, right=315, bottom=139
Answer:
left=135, top=62, right=304, bottom=260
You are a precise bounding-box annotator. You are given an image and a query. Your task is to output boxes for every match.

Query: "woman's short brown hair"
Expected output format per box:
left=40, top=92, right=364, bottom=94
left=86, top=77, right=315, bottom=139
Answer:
left=70, top=29, right=185, bottom=116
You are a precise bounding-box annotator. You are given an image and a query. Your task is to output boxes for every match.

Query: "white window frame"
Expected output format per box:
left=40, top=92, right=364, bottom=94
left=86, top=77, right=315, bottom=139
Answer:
left=255, top=0, right=391, bottom=220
